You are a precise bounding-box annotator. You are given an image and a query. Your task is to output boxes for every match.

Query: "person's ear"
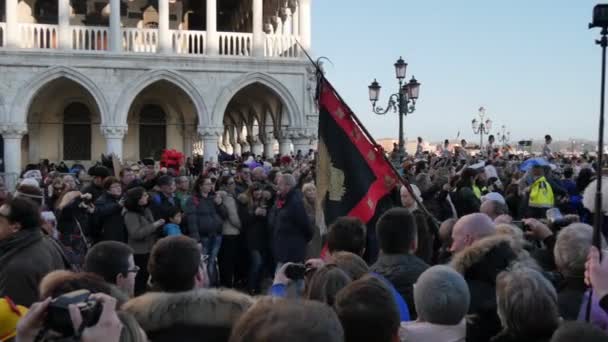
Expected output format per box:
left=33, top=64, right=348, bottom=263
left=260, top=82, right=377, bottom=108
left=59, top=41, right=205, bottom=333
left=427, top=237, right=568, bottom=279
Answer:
left=116, top=273, right=126, bottom=287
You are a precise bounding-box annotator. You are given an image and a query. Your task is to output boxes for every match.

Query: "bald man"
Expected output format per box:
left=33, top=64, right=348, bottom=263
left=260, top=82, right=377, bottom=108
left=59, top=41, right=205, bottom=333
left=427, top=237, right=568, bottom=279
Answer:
left=450, top=213, right=496, bottom=253
left=480, top=200, right=509, bottom=221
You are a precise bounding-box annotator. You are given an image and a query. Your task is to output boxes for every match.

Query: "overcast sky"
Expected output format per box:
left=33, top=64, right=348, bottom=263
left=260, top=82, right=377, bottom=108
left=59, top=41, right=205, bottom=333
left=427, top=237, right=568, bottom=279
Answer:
left=312, top=0, right=602, bottom=144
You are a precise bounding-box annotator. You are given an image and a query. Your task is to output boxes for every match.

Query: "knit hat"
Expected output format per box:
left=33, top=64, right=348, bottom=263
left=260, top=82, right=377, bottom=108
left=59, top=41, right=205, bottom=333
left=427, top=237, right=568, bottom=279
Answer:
left=414, top=265, right=470, bottom=325
left=0, top=297, right=28, bottom=341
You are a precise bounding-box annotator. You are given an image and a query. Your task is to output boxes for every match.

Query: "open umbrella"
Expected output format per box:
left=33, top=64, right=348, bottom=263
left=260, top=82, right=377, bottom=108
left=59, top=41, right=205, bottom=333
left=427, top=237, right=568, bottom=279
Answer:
left=519, top=157, right=550, bottom=172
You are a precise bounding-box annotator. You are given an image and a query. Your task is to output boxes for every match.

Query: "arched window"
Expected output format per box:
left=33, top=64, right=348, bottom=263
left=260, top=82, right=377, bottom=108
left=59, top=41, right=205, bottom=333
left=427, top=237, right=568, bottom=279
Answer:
left=63, top=102, right=92, bottom=161
left=139, top=104, right=166, bottom=160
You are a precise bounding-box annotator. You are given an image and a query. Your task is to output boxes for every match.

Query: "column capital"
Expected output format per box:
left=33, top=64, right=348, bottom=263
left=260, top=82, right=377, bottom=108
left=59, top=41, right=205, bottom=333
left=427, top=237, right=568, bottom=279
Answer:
left=101, top=125, right=128, bottom=139
left=2, top=124, right=27, bottom=139
left=198, top=126, right=224, bottom=139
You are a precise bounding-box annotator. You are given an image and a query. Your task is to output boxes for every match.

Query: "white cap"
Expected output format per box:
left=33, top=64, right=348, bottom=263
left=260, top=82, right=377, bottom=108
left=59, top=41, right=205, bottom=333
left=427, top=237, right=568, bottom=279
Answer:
left=481, top=192, right=505, bottom=205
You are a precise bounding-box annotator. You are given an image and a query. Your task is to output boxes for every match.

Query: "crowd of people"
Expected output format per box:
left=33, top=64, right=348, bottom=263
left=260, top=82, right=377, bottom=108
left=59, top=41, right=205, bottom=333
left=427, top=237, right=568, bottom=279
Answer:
left=2, top=134, right=608, bottom=342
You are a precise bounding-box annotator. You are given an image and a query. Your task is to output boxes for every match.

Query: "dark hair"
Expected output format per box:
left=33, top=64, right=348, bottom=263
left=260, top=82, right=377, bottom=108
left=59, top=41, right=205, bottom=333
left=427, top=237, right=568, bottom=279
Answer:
left=84, top=241, right=134, bottom=284
left=148, top=236, right=201, bottom=292
left=5, top=197, right=41, bottom=231
left=376, top=207, right=417, bottom=254
left=327, top=217, right=366, bottom=255
left=230, top=299, right=344, bottom=342
left=157, top=175, right=175, bottom=187
left=103, top=176, right=121, bottom=191
left=219, top=175, right=234, bottom=189
left=40, top=271, right=113, bottom=300
left=334, top=276, right=400, bottom=342
left=551, top=321, right=608, bottom=342
left=193, top=175, right=212, bottom=197
left=165, top=206, right=182, bottom=222
left=124, top=187, right=146, bottom=212
left=564, top=167, right=574, bottom=179
left=306, top=264, right=352, bottom=306
left=545, top=134, right=552, bottom=141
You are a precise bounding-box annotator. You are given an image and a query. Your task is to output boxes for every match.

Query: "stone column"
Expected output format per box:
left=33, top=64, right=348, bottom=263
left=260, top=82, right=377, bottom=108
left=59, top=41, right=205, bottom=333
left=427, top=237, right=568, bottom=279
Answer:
left=58, top=0, right=71, bottom=49
left=238, top=128, right=250, bottom=153
left=101, top=126, right=127, bottom=161
left=252, top=0, right=264, bottom=57
left=230, top=131, right=241, bottom=156
left=109, top=0, right=122, bottom=52
left=248, top=135, right=263, bottom=157
left=292, top=2, right=299, bottom=37
left=158, top=0, right=171, bottom=53
left=206, top=0, right=219, bottom=55
left=199, top=126, right=223, bottom=163
left=5, top=0, right=18, bottom=48
left=290, top=129, right=312, bottom=154
left=263, top=132, right=275, bottom=159
left=2, top=125, right=27, bottom=190
left=278, top=131, right=292, bottom=156
left=183, top=127, right=196, bottom=158
left=299, top=0, right=311, bottom=50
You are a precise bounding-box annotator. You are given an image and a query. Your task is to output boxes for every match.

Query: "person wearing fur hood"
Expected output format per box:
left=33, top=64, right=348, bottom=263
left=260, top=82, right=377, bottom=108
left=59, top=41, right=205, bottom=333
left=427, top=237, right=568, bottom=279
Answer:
left=123, top=236, right=255, bottom=342
left=450, top=230, right=539, bottom=342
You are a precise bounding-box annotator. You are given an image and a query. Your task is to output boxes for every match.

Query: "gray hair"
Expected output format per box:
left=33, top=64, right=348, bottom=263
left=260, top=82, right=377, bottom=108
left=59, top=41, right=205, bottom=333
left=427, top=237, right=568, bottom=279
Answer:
left=554, top=223, right=593, bottom=277
left=496, top=266, right=559, bottom=337
left=281, top=174, right=297, bottom=189
left=414, top=265, right=470, bottom=325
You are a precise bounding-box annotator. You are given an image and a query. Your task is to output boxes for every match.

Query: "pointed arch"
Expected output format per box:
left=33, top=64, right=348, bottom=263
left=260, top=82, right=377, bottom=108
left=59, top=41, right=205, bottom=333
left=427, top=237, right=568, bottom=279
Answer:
left=10, top=66, right=110, bottom=125
left=212, top=72, right=301, bottom=128
left=114, top=69, right=209, bottom=127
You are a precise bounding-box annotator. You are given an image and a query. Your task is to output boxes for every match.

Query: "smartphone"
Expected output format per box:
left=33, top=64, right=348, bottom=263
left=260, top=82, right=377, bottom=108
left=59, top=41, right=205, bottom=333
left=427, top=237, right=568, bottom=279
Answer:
left=284, top=263, right=306, bottom=280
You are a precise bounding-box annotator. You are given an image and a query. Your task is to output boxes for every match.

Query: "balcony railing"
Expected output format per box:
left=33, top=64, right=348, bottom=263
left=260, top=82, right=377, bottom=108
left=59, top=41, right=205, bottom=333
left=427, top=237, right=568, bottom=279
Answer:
left=72, top=25, right=109, bottom=51
left=19, top=23, right=58, bottom=49
left=0, top=23, right=302, bottom=58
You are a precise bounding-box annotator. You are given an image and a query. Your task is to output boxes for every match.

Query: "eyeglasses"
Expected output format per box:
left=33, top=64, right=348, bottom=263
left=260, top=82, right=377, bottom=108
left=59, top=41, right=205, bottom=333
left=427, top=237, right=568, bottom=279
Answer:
left=126, top=265, right=140, bottom=274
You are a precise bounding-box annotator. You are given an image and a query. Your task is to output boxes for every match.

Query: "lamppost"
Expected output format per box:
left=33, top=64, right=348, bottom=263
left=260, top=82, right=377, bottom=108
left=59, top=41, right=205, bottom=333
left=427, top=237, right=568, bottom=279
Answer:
left=496, top=125, right=510, bottom=146
left=368, top=57, right=421, bottom=163
left=471, top=107, right=492, bottom=148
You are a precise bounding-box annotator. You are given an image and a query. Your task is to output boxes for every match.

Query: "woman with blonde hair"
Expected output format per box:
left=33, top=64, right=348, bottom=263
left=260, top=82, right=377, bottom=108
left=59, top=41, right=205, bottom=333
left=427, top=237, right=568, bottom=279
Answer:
left=302, top=182, right=325, bottom=259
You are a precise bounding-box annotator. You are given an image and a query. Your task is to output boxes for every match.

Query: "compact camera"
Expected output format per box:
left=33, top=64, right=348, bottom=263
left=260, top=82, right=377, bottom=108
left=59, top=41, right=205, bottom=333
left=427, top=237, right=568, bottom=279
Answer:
left=45, top=290, right=103, bottom=336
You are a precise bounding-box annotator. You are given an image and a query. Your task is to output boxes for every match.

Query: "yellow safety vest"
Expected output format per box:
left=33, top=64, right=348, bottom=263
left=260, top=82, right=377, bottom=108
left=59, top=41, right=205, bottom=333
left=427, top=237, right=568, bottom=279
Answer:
left=472, top=185, right=486, bottom=199
left=529, top=176, right=554, bottom=208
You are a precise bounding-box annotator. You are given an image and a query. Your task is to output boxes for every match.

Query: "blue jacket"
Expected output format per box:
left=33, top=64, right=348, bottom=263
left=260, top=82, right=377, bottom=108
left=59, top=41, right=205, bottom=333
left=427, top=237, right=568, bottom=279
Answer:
left=163, top=223, right=182, bottom=236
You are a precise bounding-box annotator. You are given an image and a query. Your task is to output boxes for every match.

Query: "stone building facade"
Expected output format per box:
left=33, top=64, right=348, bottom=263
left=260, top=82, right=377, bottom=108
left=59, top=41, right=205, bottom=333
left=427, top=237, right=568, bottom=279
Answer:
left=0, top=0, right=317, bottom=182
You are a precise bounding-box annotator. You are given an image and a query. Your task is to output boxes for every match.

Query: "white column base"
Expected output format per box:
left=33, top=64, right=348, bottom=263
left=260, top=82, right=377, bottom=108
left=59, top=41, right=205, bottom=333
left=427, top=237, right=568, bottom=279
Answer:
left=101, top=126, right=127, bottom=161
left=199, top=126, right=223, bottom=163
left=279, top=139, right=292, bottom=156
left=2, top=125, right=27, bottom=191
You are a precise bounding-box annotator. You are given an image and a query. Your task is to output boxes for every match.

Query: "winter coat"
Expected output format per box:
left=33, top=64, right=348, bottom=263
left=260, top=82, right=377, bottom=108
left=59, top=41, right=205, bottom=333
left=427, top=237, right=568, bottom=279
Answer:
left=0, top=229, right=69, bottom=307
left=370, top=253, right=429, bottom=320
left=219, top=192, right=241, bottom=236
left=123, top=289, right=254, bottom=342
left=557, top=276, right=587, bottom=320
left=184, top=193, right=226, bottom=242
left=238, top=195, right=269, bottom=252
left=124, top=208, right=158, bottom=255
left=92, top=192, right=127, bottom=243
left=451, top=235, right=536, bottom=342
left=269, top=189, right=313, bottom=263
left=150, top=192, right=180, bottom=222
left=399, top=320, right=466, bottom=342
left=81, top=183, right=104, bottom=203
left=453, top=186, right=480, bottom=217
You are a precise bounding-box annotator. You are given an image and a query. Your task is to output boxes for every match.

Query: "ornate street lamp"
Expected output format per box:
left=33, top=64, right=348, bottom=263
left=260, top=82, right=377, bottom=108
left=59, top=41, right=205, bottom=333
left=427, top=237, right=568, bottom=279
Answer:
left=472, top=107, right=492, bottom=148
left=368, top=57, right=421, bottom=163
left=496, top=125, right=510, bottom=146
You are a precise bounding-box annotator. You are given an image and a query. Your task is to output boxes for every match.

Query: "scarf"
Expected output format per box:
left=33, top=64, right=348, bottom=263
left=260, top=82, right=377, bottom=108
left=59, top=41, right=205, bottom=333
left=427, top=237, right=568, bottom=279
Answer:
left=0, top=229, right=43, bottom=266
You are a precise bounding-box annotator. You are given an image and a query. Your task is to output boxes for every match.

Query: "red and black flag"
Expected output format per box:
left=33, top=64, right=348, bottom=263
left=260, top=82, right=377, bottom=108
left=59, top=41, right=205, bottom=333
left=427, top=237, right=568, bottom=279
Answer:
left=316, top=76, right=400, bottom=261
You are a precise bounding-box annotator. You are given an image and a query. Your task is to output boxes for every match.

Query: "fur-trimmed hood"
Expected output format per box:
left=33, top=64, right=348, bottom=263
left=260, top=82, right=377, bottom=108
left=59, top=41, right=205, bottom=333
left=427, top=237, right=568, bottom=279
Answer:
left=122, top=289, right=254, bottom=333
left=450, top=234, right=538, bottom=282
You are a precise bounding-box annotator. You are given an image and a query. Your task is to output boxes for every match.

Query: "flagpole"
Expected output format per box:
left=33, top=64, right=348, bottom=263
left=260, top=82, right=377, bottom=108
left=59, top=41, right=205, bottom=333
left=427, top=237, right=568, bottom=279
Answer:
left=297, top=42, right=441, bottom=230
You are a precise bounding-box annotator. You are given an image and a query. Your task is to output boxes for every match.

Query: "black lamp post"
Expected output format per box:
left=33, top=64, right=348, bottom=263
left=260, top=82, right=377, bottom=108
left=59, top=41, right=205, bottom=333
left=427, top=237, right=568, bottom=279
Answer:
left=586, top=3, right=608, bottom=321
left=368, top=57, right=421, bottom=163
left=497, top=125, right=510, bottom=146
left=471, top=107, right=492, bottom=148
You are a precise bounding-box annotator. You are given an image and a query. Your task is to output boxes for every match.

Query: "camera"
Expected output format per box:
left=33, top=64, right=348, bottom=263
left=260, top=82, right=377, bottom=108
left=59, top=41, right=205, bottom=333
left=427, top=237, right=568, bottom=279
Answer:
left=45, top=290, right=103, bottom=336
left=590, top=4, right=608, bottom=29
left=285, top=263, right=306, bottom=280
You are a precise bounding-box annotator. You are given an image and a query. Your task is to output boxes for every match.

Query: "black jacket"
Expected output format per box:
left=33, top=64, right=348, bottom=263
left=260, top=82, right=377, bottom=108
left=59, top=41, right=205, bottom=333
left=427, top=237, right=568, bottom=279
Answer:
left=184, top=194, right=226, bottom=242
left=92, top=193, right=127, bottom=243
left=451, top=235, right=523, bottom=342
left=81, top=183, right=104, bottom=203
left=269, top=189, right=313, bottom=263
left=557, top=276, right=587, bottom=321
left=454, top=186, right=480, bottom=217
left=370, top=253, right=429, bottom=319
